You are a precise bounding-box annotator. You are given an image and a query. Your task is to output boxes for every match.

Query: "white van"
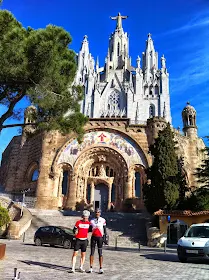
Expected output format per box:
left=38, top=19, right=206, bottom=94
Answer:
left=177, top=223, right=209, bottom=262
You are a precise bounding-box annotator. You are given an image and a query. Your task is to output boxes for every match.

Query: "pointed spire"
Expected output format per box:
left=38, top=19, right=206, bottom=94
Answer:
left=145, top=33, right=155, bottom=52
left=96, top=56, right=99, bottom=73
left=80, top=35, right=89, bottom=54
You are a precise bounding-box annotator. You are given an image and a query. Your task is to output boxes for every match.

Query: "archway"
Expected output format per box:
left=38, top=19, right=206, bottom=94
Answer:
left=73, top=146, right=128, bottom=211
left=54, top=129, right=148, bottom=210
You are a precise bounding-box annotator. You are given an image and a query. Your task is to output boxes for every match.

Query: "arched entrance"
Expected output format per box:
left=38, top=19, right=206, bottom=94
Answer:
left=73, top=146, right=128, bottom=211
left=54, top=130, right=148, bottom=210
left=94, top=183, right=108, bottom=212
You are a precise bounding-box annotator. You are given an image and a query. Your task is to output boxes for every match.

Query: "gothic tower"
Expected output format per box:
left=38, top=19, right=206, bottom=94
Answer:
left=182, top=102, right=197, bottom=139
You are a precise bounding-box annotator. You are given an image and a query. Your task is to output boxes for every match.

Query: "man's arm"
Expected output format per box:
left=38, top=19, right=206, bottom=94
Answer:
left=103, top=221, right=108, bottom=245
left=73, top=221, right=79, bottom=235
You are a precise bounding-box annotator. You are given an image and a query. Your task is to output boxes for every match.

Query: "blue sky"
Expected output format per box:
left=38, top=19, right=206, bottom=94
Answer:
left=0, top=0, right=209, bottom=158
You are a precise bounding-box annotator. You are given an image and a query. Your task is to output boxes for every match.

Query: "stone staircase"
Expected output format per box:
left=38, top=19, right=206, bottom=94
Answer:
left=24, top=209, right=151, bottom=247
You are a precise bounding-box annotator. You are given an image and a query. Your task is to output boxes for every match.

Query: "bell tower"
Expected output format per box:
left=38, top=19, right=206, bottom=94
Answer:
left=182, top=102, right=197, bottom=139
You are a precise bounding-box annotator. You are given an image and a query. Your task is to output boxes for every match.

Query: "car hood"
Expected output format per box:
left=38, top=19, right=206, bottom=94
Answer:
left=178, top=237, right=209, bottom=248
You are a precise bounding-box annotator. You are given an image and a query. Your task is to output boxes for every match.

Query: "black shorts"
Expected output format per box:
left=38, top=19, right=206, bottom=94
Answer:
left=74, top=239, right=88, bottom=252
left=91, top=236, right=103, bottom=249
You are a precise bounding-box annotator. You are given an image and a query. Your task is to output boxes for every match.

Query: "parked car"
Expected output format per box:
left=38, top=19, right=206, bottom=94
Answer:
left=34, top=226, right=75, bottom=249
left=177, top=223, right=209, bottom=262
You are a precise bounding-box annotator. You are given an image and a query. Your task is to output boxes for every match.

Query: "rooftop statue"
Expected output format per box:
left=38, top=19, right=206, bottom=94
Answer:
left=110, top=12, right=128, bottom=30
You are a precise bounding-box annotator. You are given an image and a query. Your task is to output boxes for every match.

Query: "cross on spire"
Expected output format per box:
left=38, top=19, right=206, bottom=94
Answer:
left=110, top=12, right=128, bottom=30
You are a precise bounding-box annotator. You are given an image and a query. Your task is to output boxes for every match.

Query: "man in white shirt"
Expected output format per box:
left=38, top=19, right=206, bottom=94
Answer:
left=88, top=208, right=108, bottom=274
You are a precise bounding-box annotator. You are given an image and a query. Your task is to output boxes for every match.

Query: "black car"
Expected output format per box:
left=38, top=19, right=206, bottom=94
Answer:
left=34, top=226, right=75, bottom=249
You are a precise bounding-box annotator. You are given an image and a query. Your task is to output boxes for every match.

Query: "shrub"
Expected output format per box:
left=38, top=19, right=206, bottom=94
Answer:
left=0, top=206, right=10, bottom=227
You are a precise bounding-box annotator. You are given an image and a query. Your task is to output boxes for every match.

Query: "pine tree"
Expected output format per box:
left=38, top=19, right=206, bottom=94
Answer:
left=143, top=123, right=179, bottom=213
left=0, top=9, right=87, bottom=139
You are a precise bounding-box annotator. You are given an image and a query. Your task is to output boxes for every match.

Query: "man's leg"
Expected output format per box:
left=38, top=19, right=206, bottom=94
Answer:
left=98, top=237, right=104, bottom=274
left=89, top=237, right=96, bottom=272
left=79, top=240, right=88, bottom=272
left=70, top=239, right=80, bottom=272
left=71, top=251, right=78, bottom=272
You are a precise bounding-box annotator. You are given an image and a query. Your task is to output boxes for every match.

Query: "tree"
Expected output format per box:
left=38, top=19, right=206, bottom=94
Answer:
left=176, top=156, right=190, bottom=209
left=143, top=123, right=179, bottom=213
left=185, top=187, right=209, bottom=211
left=0, top=206, right=10, bottom=228
left=195, top=137, right=209, bottom=188
left=0, top=9, right=87, bottom=139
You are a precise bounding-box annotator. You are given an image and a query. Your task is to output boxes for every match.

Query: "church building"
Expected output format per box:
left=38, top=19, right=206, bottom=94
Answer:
left=0, top=14, right=205, bottom=211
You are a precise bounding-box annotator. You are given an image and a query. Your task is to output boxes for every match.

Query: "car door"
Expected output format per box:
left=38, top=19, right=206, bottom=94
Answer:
left=41, top=226, right=53, bottom=244
left=51, top=227, right=65, bottom=246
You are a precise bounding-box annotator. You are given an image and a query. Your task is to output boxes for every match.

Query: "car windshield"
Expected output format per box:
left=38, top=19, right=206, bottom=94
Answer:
left=61, top=227, right=73, bottom=235
left=184, top=226, right=209, bottom=238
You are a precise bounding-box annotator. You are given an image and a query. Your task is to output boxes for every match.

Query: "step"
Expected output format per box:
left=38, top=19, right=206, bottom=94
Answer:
left=24, top=210, right=150, bottom=246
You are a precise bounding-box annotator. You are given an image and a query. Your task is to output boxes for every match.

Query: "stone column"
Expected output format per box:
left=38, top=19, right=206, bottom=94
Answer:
left=90, top=181, right=95, bottom=206
left=57, top=170, right=63, bottom=208
left=83, top=177, right=87, bottom=202
left=108, top=182, right=112, bottom=210
left=65, top=175, right=77, bottom=210
left=124, top=175, right=132, bottom=199
left=132, top=175, right=136, bottom=197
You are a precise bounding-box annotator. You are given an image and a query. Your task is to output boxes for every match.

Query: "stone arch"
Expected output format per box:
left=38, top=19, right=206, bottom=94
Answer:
left=51, top=128, right=149, bottom=175
left=65, top=146, right=129, bottom=210
left=54, top=162, right=73, bottom=209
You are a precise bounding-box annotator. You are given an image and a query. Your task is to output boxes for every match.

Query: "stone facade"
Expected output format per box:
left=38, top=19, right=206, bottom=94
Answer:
left=0, top=14, right=205, bottom=210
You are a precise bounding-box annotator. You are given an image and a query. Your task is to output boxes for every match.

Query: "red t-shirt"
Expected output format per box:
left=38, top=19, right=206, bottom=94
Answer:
left=74, top=220, right=90, bottom=239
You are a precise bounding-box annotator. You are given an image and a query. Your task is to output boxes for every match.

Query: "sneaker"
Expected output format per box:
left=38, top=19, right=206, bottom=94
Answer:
left=69, top=268, right=75, bottom=273
left=99, top=268, right=104, bottom=274
left=87, top=268, right=93, bottom=273
left=79, top=267, right=85, bottom=273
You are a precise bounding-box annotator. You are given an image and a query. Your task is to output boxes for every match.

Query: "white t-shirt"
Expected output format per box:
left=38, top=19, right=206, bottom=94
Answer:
left=90, top=217, right=106, bottom=237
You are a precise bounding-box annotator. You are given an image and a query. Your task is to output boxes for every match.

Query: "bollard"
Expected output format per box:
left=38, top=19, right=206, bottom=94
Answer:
left=164, top=239, right=167, bottom=253
left=23, top=232, right=25, bottom=243
left=115, top=237, right=118, bottom=250
left=8, top=232, right=11, bottom=241
left=13, top=268, right=17, bottom=280
left=138, top=241, right=141, bottom=251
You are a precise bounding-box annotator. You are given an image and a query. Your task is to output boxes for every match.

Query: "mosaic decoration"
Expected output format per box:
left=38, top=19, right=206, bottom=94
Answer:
left=58, top=131, right=147, bottom=168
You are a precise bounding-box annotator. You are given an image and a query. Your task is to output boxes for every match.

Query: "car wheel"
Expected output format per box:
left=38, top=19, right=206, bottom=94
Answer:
left=63, top=239, right=71, bottom=249
left=35, top=237, right=42, bottom=246
left=178, top=253, right=187, bottom=263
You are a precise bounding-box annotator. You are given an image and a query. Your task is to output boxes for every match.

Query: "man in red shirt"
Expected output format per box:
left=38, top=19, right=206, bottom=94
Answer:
left=69, top=210, right=90, bottom=273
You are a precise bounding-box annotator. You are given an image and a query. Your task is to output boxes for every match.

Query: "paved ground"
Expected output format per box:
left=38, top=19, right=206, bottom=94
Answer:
left=1, top=240, right=209, bottom=280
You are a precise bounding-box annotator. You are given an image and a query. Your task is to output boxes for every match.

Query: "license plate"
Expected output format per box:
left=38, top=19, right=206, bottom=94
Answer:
left=186, top=250, right=198, bottom=254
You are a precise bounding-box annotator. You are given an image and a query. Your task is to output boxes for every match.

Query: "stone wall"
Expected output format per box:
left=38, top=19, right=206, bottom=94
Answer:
left=0, top=118, right=205, bottom=210
left=0, top=133, right=43, bottom=193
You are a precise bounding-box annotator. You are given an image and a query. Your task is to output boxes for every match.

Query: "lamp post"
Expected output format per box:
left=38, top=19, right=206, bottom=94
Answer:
left=20, top=188, right=30, bottom=217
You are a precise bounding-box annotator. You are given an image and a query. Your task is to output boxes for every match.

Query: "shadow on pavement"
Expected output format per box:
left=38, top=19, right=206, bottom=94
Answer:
left=142, top=253, right=209, bottom=265
left=19, top=260, right=70, bottom=272
left=141, top=253, right=178, bottom=262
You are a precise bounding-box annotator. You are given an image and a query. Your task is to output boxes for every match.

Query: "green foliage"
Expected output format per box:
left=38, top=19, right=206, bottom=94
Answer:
left=0, top=10, right=87, bottom=138
left=143, top=123, right=179, bottom=213
left=0, top=206, right=10, bottom=227
left=185, top=188, right=209, bottom=211
left=195, top=137, right=209, bottom=188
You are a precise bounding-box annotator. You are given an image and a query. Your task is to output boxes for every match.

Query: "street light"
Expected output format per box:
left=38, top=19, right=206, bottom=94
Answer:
left=20, top=188, right=30, bottom=217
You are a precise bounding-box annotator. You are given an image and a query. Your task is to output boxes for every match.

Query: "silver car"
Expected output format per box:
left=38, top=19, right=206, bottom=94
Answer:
left=177, top=223, right=209, bottom=262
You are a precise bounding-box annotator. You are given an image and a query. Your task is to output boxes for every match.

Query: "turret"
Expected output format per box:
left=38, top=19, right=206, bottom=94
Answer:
left=142, top=33, right=158, bottom=82
left=75, top=35, right=90, bottom=85
left=182, top=102, right=197, bottom=138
